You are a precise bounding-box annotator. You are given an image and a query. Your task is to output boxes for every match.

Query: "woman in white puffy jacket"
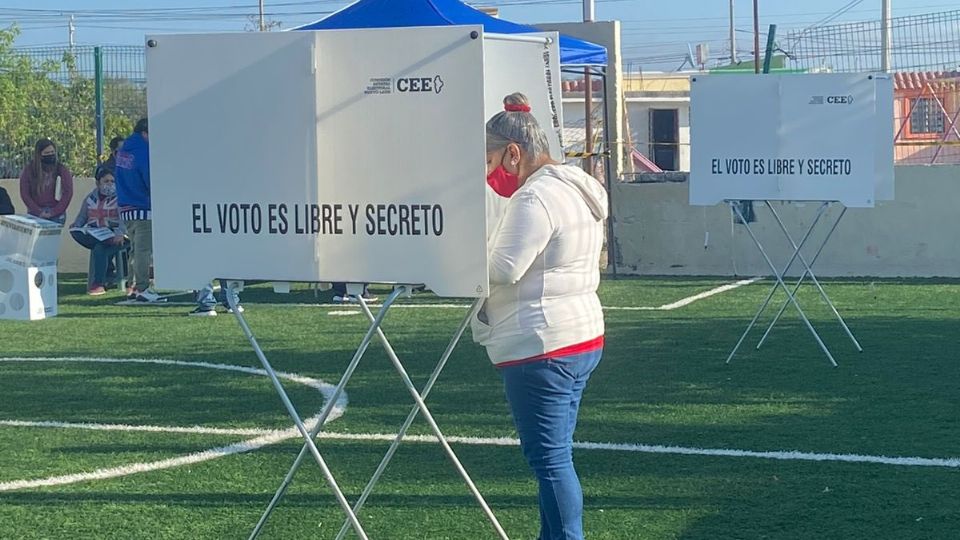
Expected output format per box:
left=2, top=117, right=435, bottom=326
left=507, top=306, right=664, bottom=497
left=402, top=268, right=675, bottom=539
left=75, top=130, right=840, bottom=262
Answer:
left=473, top=92, right=608, bottom=540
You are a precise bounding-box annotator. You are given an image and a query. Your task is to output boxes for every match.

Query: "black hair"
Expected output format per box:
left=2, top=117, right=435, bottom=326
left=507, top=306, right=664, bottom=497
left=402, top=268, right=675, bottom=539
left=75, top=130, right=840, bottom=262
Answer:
left=95, top=166, right=115, bottom=182
left=109, top=135, right=125, bottom=151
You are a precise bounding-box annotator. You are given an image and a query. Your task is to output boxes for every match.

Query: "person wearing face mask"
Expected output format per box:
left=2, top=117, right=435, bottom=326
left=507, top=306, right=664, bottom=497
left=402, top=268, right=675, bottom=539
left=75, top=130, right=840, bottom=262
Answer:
left=473, top=92, right=608, bottom=540
left=70, top=167, right=128, bottom=295
left=19, top=138, right=74, bottom=224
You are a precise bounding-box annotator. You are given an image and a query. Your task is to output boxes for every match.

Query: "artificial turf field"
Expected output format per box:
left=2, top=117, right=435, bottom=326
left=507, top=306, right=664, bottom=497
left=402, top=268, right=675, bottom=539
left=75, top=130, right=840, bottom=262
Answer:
left=1, top=275, right=958, bottom=539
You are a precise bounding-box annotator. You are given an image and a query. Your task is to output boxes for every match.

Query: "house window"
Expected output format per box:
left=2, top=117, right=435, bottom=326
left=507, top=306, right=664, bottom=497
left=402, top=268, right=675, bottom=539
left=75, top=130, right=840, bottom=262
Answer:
left=909, top=97, right=945, bottom=135
left=649, top=108, right=679, bottom=171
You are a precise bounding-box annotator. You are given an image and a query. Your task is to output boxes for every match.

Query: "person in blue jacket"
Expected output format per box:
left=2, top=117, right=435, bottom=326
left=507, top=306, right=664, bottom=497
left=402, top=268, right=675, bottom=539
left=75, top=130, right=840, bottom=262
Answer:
left=115, top=118, right=160, bottom=302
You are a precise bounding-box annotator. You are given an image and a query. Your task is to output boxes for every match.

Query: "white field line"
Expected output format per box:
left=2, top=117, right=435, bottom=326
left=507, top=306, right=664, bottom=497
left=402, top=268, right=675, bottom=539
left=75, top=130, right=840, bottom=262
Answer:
left=4, top=419, right=959, bottom=474
left=0, top=357, right=343, bottom=493
left=653, top=277, right=762, bottom=310
left=119, top=278, right=762, bottom=312
left=0, top=419, right=272, bottom=437
left=0, top=427, right=301, bottom=492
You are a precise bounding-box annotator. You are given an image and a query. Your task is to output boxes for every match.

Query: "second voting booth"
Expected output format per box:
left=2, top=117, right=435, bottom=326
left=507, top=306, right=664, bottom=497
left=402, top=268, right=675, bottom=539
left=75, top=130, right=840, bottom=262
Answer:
left=147, top=26, right=569, bottom=539
left=690, top=74, right=895, bottom=366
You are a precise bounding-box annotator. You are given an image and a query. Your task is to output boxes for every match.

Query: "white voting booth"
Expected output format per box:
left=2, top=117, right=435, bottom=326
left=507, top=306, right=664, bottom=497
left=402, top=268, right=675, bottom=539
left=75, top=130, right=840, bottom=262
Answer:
left=147, top=26, right=563, bottom=539
left=690, top=74, right=894, bottom=365
left=0, top=215, right=61, bottom=321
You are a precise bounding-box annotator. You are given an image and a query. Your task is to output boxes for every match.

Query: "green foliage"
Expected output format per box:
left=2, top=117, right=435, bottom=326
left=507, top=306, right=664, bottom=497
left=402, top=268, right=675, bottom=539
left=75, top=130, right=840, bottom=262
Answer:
left=0, top=26, right=146, bottom=178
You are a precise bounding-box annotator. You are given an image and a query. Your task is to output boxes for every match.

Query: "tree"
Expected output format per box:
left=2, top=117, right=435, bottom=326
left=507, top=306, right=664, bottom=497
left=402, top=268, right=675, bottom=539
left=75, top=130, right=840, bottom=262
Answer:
left=0, top=25, right=99, bottom=178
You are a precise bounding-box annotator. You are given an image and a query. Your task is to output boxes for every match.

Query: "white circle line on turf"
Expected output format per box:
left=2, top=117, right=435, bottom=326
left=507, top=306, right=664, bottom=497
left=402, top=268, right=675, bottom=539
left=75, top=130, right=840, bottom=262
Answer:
left=0, top=357, right=344, bottom=492
left=5, top=420, right=959, bottom=470
left=0, top=419, right=279, bottom=437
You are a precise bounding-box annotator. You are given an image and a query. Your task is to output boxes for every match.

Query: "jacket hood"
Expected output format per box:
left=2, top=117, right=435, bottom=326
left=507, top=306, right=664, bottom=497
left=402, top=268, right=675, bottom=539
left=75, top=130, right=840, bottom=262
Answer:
left=122, top=132, right=147, bottom=153
left=533, top=164, right=608, bottom=221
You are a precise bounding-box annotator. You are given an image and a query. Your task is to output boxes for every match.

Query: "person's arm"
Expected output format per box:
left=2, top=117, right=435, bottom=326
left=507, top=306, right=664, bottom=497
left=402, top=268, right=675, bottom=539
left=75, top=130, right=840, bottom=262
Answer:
left=138, top=149, right=150, bottom=198
left=0, top=187, right=14, bottom=215
left=49, top=166, right=74, bottom=217
left=488, top=191, right=554, bottom=285
left=109, top=201, right=126, bottom=243
left=19, top=167, right=42, bottom=215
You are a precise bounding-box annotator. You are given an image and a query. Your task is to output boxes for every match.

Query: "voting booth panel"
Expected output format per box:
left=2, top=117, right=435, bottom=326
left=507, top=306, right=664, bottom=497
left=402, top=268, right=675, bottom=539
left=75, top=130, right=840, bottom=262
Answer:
left=481, top=33, right=563, bottom=237
left=689, top=74, right=894, bottom=207
left=483, top=34, right=564, bottom=163
left=874, top=76, right=895, bottom=201
left=148, top=27, right=562, bottom=298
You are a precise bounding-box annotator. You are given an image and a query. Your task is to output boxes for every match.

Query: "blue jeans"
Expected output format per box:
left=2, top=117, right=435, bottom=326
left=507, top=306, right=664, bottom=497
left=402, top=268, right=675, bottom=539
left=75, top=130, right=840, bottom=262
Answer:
left=499, top=348, right=602, bottom=540
left=196, top=279, right=240, bottom=310
left=71, top=230, right=125, bottom=288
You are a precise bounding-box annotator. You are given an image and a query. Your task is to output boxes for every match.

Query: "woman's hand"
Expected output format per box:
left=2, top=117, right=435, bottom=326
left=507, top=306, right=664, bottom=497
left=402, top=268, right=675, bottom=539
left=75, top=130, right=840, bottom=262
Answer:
left=109, top=233, right=125, bottom=245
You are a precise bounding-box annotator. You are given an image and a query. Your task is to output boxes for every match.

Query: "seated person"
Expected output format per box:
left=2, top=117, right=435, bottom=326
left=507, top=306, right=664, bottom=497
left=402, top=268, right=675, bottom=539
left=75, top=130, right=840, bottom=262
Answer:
left=69, top=168, right=128, bottom=295
left=0, top=186, right=13, bottom=215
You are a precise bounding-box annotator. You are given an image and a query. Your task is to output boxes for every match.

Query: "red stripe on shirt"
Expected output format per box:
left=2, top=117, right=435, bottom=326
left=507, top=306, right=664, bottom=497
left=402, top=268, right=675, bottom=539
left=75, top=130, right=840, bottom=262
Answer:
left=496, top=335, right=604, bottom=369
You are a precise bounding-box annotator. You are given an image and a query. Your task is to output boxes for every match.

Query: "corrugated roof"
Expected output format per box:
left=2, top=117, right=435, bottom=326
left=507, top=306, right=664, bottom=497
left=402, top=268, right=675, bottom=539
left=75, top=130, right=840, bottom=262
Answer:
left=894, top=71, right=960, bottom=91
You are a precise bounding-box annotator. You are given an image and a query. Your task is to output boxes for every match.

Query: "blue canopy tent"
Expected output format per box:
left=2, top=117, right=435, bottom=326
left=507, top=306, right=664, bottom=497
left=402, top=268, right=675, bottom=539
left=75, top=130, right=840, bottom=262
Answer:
left=294, top=0, right=607, bottom=66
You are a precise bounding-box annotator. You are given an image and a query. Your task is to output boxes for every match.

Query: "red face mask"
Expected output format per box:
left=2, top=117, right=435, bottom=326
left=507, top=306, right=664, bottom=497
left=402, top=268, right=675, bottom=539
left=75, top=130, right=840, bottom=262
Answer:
left=486, top=149, right=520, bottom=198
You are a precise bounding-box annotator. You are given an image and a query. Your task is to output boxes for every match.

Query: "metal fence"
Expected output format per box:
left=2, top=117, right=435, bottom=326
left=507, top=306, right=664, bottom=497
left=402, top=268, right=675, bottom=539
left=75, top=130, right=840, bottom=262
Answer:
left=788, top=10, right=960, bottom=73
left=0, top=45, right=145, bottom=179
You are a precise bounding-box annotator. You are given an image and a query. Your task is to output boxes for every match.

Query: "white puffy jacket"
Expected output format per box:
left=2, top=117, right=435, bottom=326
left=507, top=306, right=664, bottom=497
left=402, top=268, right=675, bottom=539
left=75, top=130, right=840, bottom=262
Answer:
left=472, top=164, right=607, bottom=365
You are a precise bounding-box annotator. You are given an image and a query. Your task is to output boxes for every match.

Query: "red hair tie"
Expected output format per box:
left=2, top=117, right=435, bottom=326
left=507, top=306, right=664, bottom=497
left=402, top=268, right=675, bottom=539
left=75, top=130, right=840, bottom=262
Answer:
left=504, top=104, right=531, bottom=113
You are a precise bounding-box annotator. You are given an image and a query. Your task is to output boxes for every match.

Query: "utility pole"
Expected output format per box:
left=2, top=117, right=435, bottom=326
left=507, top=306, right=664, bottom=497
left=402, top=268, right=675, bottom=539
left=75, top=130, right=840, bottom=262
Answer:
left=68, top=14, right=76, bottom=49
left=582, top=0, right=594, bottom=175
left=881, top=0, right=892, bottom=72
left=753, top=0, right=760, bottom=74
left=729, top=0, right=737, bottom=64
left=259, top=0, right=266, bottom=31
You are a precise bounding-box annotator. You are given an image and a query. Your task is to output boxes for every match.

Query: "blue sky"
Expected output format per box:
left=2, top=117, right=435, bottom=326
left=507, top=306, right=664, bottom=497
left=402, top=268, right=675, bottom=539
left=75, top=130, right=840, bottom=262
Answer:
left=2, top=0, right=957, bottom=69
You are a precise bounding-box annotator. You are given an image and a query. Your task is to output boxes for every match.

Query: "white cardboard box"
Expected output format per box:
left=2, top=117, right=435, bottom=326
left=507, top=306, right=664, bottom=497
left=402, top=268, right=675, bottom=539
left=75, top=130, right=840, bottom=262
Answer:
left=0, top=261, right=58, bottom=320
left=0, top=214, right=63, bottom=267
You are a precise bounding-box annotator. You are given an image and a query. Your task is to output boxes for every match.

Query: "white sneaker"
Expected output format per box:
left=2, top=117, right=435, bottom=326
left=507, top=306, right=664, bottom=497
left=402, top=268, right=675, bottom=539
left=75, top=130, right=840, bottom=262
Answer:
left=135, top=289, right=165, bottom=303
left=223, top=302, right=244, bottom=314
left=333, top=293, right=377, bottom=303
left=188, top=307, right=218, bottom=317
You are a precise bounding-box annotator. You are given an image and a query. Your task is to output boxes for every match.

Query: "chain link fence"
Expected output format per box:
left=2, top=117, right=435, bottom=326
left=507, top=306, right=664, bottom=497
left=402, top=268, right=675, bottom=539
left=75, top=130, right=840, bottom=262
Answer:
left=0, top=43, right=145, bottom=179
left=787, top=10, right=960, bottom=74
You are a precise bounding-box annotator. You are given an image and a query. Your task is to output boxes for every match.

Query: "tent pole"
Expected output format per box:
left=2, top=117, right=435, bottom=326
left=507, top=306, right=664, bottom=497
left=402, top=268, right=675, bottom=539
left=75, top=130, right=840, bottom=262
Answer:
left=599, top=68, right=617, bottom=277
left=584, top=68, right=593, bottom=175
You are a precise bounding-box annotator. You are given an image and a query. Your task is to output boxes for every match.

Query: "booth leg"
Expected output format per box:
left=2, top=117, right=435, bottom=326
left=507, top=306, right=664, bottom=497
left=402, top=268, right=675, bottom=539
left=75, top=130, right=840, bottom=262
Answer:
left=725, top=202, right=828, bottom=363
left=243, top=286, right=406, bottom=540
left=727, top=203, right=838, bottom=366
left=334, top=299, right=484, bottom=540
left=354, top=296, right=510, bottom=540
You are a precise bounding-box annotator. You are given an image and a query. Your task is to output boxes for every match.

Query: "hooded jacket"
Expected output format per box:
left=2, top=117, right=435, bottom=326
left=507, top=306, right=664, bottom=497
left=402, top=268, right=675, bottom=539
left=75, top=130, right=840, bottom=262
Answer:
left=472, top=164, right=608, bottom=365
left=115, top=132, right=151, bottom=220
